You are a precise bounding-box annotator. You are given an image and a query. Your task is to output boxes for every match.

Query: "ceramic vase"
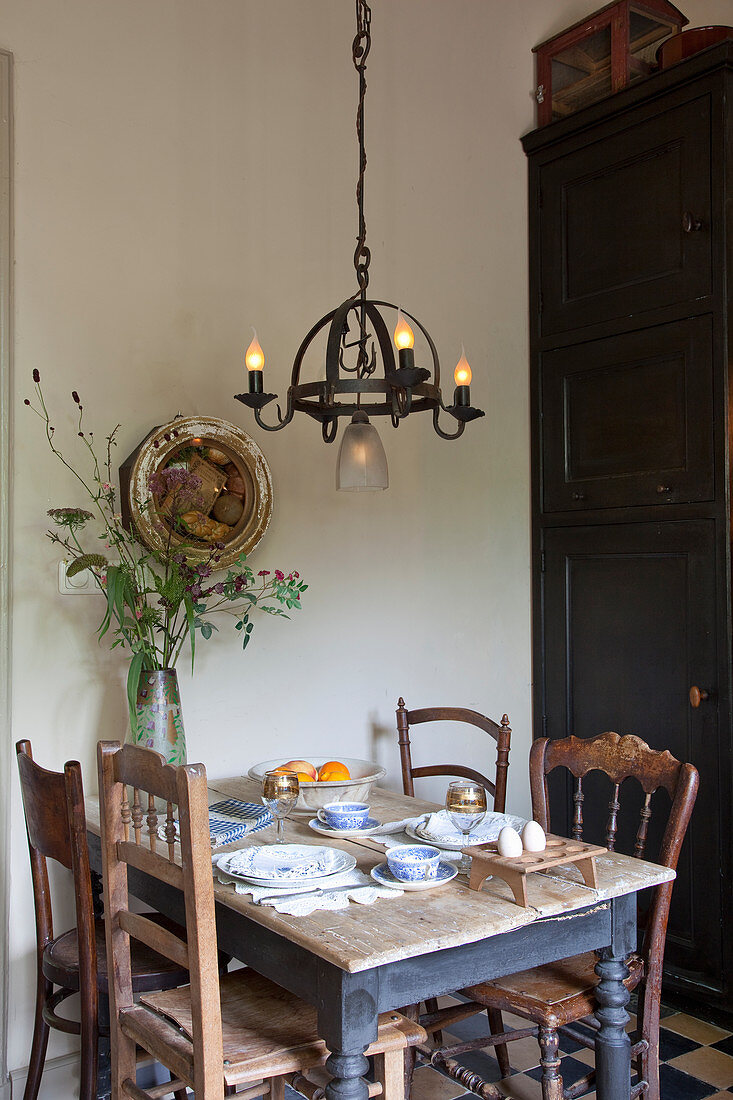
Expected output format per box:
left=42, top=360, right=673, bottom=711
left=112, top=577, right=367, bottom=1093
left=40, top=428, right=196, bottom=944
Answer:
left=131, top=668, right=186, bottom=765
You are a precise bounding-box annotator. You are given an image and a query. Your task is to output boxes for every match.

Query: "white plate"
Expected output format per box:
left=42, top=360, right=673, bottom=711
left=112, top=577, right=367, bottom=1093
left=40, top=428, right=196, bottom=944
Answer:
left=216, top=844, right=356, bottom=888
left=407, top=812, right=527, bottom=851
left=370, top=861, right=458, bottom=892
left=405, top=822, right=478, bottom=851
left=308, top=817, right=382, bottom=838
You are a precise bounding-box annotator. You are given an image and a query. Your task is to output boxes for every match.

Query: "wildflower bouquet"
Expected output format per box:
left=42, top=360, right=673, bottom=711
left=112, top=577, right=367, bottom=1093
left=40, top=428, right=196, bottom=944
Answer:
left=26, top=370, right=307, bottom=721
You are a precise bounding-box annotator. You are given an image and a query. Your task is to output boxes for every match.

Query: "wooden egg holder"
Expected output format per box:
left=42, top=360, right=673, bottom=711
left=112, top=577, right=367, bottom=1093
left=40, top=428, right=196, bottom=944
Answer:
left=464, top=834, right=607, bottom=908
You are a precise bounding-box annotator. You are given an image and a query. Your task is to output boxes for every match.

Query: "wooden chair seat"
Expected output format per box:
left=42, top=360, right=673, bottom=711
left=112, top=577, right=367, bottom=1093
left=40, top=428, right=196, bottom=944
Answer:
left=43, top=915, right=190, bottom=996
left=138, top=967, right=424, bottom=1088
left=463, top=951, right=644, bottom=1023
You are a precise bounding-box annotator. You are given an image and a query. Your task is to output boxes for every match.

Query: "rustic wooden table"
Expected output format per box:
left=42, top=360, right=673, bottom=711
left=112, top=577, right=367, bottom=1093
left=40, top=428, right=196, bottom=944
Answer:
left=86, top=779, right=674, bottom=1100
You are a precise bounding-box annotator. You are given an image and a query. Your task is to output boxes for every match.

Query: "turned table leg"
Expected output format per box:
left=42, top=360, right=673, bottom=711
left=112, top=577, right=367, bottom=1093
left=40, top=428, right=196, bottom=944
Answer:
left=318, top=969, right=378, bottom=1100
left=594, top=947, right=631, bottom=1100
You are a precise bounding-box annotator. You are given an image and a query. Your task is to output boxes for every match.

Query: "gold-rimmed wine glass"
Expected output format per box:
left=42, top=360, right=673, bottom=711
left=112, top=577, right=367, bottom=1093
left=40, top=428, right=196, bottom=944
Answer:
left=446, top=780, right=487, bottom=874
left=262, top=770, right=299, bottom=843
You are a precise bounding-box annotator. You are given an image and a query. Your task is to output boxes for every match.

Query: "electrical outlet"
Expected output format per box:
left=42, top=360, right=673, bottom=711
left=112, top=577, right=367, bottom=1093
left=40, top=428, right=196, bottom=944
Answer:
left=58, top=560, right=98, bottom=595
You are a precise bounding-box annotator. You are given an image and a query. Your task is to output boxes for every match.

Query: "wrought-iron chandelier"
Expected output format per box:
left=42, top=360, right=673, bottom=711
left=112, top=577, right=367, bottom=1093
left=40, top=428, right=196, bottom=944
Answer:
left=234, top=0, right=484, bottom=490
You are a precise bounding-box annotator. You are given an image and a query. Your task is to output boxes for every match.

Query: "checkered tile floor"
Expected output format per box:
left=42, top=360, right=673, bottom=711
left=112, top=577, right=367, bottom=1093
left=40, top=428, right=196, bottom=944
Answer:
left=411, top=998, right=733, bottom=1100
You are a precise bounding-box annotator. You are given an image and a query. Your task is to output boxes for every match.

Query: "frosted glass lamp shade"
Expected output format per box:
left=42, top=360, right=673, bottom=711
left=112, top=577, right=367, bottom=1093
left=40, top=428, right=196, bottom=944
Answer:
left=336, top=411, right=389, bottom=491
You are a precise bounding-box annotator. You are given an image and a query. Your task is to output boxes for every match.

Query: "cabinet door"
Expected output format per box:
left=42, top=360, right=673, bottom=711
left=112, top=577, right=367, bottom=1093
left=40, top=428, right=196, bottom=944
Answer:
left=541, top=521, right=723, bottom=993
left=541, top=316, right=714, bottom=511
left=538, top=96, right=712, bottom=337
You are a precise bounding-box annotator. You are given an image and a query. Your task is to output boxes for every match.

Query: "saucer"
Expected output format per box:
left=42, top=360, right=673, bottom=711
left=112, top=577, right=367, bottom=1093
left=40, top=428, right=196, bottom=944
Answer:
left=309, top=817, right=382, bottom=838
left=370, top=861, right=458, bottom=892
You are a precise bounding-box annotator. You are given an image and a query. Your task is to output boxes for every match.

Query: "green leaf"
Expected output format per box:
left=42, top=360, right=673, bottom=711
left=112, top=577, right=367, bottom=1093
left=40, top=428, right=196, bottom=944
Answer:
left=184, top=593, right=196, bottom=673
left=97, top=564, right=119, bottom=640
left=126, top=651, right=144, bottom=730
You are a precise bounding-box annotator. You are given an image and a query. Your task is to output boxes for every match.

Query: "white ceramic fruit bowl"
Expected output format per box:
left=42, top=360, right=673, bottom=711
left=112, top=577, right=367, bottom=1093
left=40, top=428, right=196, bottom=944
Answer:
left=247, top=757, right=386, bottom=814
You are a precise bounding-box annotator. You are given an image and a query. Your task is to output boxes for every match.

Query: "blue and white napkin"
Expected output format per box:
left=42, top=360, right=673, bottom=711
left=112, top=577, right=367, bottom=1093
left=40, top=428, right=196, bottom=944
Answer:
left=207, top=799, right=272, bottom=847
left=159, top=798, right=272, bottom=848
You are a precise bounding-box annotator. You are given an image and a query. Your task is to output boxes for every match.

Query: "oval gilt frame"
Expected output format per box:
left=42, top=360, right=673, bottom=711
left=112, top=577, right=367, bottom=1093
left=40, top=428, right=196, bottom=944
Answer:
left=128, top=416, right=273, bottom=568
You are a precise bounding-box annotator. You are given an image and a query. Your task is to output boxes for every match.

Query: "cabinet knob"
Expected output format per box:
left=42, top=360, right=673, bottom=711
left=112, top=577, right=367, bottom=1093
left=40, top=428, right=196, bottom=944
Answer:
left=656, top=484, right=672, bottom=494
left=689, top=686, right=710, bottom=708
left=572, top=491, right=586, bottom=501
left=682, top=211, right=702, bottom=233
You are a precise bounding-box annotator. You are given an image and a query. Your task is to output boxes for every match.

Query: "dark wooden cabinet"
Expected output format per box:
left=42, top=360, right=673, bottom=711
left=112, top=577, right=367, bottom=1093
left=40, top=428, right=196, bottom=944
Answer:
left=542, top=521, right=722, bottom=990
left=523, top=43, right=733, bottom=1016
left=541, top=316, right=715, bottom=511
left=537, top=94, right=712, bottom=338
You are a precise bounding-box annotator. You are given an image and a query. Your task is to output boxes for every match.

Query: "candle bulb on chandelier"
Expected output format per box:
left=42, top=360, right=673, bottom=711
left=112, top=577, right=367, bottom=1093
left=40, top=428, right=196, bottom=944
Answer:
left=393, top=308, right=415, bottom=371
left=245, top=328, right=265, bottom=394
left=454, top=346, right=472, bottom=406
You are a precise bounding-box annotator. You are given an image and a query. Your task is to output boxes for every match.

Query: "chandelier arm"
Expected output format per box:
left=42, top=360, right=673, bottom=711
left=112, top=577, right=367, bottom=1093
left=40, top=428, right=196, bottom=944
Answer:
left=432, top=405, right=466, bottom=440
left=252, top=392, right=296, bottom=432
left=322, top=419, right=338, bottom=444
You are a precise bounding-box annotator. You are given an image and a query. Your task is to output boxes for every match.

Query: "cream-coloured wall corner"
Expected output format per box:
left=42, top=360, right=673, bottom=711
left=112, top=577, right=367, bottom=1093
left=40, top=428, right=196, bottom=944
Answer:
left=0, top=48, right=12, bottom=1090
left=1, top=0, right=727, bottom=1089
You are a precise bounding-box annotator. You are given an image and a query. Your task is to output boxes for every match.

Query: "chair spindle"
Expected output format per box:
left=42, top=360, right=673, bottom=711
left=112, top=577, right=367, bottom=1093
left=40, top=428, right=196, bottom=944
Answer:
left=121, top=785, right=131, bottom=841
left=132, top=788, right=144, bottom=844
left=635, top=792, right=653, bottom=859
left=146, top=793, right=158, bottom=852
left=165, top=803, right=177, bottom=859
left=606, top=782, right=621, bottom=850
left=572, top=777, right=584, bottom=839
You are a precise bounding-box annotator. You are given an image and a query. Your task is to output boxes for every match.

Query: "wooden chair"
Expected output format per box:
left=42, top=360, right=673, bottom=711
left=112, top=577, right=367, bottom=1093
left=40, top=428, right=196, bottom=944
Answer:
left=422, top=731, right=699, bottom=1100
left=396, top=698, right=511, bottom=809
left=395, top=699, right=512, bottom=1087
left=16, top=740, right=191, bottom=1100
left=97, top=740, right=426, bottom=1100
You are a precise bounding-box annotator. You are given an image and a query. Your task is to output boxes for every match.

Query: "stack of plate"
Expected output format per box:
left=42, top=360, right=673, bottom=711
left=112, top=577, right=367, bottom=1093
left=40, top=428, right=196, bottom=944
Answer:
left=405, top=810, right=527, bottom=850
left=216, top=844, right=356, bottom=891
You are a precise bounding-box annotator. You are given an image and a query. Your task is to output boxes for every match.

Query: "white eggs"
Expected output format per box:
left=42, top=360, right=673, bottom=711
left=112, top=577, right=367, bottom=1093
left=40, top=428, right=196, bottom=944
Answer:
left=522, top=820, right=547, bottom=853
left=497, top=826, right=523, bottom=858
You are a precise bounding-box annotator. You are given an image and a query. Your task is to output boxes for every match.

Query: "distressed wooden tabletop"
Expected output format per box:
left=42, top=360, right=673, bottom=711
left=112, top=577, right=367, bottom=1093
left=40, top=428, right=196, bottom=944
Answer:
left=86, top=778, right=674, bottom=974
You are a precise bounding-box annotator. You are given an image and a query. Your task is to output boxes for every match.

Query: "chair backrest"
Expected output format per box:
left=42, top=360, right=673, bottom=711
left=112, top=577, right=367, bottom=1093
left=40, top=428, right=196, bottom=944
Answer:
left=97, top=740, right=223, bottom=1099
left=16, top=740, right=97, bottom=1005
left=529, top=731, right=698, bottom=1032
left=396, top=698, right=511, bottom=811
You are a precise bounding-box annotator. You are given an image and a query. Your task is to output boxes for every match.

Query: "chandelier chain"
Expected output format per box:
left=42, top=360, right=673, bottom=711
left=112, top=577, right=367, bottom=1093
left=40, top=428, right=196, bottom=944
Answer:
left=352, top=0, right=371, bottom=301
left=352, top=0, right=373, bottom=382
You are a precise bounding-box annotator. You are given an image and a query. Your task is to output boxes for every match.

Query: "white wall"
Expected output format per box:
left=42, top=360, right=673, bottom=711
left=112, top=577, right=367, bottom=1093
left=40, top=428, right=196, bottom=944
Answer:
left=2, top=0, right=729, bottom=1090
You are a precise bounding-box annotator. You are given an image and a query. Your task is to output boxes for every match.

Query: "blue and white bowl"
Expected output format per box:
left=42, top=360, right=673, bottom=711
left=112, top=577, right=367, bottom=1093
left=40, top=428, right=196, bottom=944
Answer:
left=386, top=844, right=441, bottom=882
left=317, top=802, right=371, bottom=831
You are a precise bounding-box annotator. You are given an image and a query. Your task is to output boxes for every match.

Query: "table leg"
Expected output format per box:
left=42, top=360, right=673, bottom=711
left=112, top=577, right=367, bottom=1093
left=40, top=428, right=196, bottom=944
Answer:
left=594, top=947, right=631, bottom=1100
left=324, top=1049, right=371, bottom=1100
left=318, top=969, right=378, bottom=1100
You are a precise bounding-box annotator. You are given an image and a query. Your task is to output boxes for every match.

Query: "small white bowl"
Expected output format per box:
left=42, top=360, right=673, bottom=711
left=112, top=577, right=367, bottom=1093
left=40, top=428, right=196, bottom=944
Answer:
left=248, top=757, right=386, bottom=814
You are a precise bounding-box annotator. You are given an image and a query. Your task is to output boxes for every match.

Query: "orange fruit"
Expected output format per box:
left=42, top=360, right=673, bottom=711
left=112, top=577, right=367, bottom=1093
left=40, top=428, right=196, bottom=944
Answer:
left=281, top=759, right=318, bottom=781
left=317, top=761, right=351, bottom=782
left=271, top=765, right=313, bottom=785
